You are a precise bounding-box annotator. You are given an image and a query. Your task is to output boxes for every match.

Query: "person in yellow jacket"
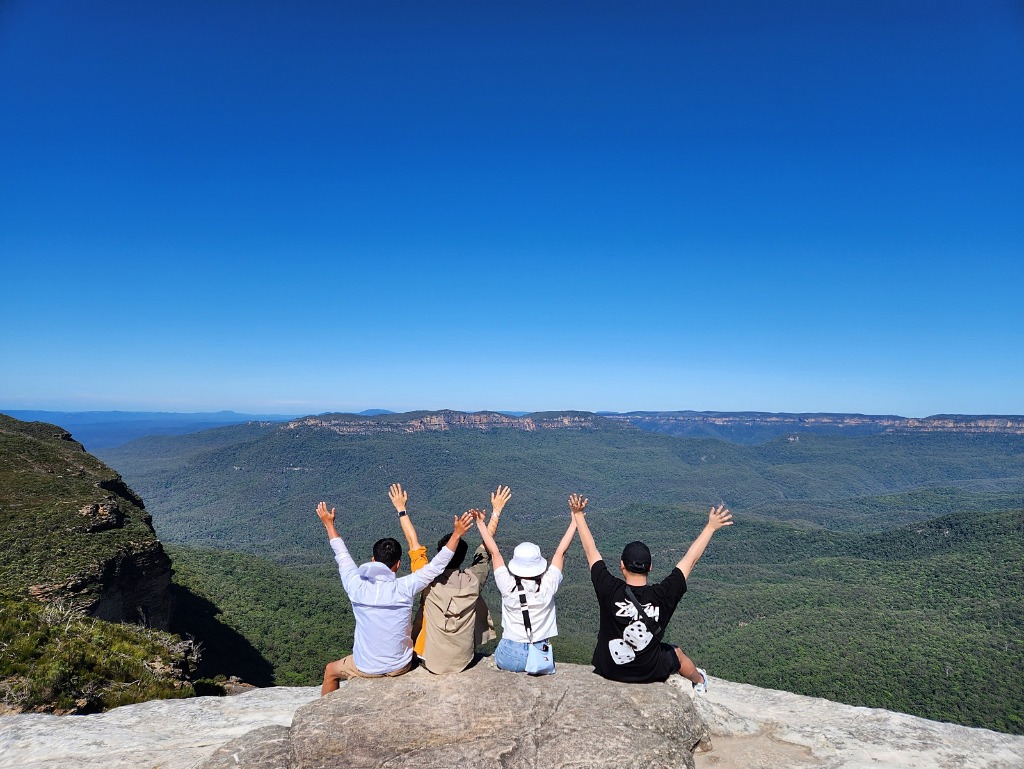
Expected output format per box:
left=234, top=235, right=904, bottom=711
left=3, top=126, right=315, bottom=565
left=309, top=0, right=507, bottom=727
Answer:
left=389, top=483, right=509, bottom=673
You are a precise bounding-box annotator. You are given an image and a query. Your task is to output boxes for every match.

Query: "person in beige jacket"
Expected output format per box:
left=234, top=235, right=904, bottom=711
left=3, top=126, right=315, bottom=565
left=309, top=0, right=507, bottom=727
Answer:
left=390, top=483, right=509, bottom=674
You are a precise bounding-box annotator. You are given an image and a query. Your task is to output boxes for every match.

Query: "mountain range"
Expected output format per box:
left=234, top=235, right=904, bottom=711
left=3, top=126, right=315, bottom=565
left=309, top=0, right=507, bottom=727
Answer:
left=6, top=408, right=1023, bottom=451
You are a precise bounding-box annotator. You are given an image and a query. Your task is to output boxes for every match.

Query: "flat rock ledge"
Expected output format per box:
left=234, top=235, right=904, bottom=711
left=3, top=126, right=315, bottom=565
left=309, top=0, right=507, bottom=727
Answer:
left=200, top=660, right=708, bottom=769
left=690, top=677, right=1024, bottom=769
left=2, top=665, right=1022, bottom=769
left=0, top=685, right=320, bottom=769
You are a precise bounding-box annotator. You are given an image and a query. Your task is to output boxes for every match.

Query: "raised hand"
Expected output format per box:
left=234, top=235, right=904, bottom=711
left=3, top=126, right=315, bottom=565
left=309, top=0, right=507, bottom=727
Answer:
left=316, top=501, right=336, bottom=525
left=468, top=508, right=487, bottom=524
left=569, top=493, right=600, bottom=566
left=453, top=511, right=474, bottom=539
left=568, top=493, right=588, bottom=516
left=389, top=483, right=408, bottom=513
left=708, top=504, right=733, bottom=530
left=490, top=485, right=512, bottom=515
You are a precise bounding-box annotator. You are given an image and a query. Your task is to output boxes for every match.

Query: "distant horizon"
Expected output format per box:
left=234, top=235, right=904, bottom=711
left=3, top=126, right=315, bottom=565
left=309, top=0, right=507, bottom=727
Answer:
left=4, top=405, right=1023, bottom=420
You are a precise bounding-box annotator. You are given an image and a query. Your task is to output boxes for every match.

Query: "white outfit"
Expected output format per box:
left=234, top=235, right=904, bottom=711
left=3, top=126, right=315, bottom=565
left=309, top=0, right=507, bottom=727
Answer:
left=493, top=564, right=563, bottom=642
left=330, top=537, right=454, bottom=675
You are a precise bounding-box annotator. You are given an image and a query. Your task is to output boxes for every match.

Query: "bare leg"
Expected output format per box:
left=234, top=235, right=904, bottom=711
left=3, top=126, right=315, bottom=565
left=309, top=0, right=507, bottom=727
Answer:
left=322, top=659, right=348, bottom=695
left=674, top=647, right=705, bottom=686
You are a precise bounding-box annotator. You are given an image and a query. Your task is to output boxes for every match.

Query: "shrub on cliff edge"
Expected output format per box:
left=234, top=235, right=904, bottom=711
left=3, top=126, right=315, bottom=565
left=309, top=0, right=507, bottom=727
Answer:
left=0, top=598, right=197, bottom=714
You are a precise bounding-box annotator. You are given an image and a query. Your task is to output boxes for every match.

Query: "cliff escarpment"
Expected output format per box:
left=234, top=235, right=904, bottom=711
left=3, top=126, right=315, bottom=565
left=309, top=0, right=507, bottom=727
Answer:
left=281, top=409, right=1024, bottom=442
left=285, top=409, right=616, bottom=435
left=0, top=415, right=205, bottom=713
left=606, top=410, right=1024, bottom=442
left=0, top=414, right=172, bottom=628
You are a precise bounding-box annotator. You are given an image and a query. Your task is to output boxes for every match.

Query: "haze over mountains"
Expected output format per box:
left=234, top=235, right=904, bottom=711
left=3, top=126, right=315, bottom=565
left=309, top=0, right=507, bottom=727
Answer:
left=0, top=411, right=300, bottom=450
left=6, top=408, right=1023, bottom=451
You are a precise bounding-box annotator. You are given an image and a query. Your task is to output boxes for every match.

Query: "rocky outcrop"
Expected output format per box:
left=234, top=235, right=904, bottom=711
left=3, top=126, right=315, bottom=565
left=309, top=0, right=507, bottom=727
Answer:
left=607, top=411, right=1024, bottom=439
left=0, top=414, right=173, bottom=629
left=87, top=539, right=172, bottom=627
left=283, top=410, right=1024, bottom=440
left=3, top=668, right=1022, bottom=769
left=285, top=410, right=612, bottom=435
left=200, top=661, right=707, bottom=769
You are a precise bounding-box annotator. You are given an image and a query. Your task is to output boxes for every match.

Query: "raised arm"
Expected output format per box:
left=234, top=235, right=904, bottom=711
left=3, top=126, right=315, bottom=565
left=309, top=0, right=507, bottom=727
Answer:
left=569, top=494, right=602, bottom=567
left=317, top=501, right=340, bottom=541
left=471, top=509, right=505, bottom=570
left=488, top=485, right=511, bottom=535
left=388, top=482, right=420, bottom=551
left=318, top=501, right=358, bottom=584
left=409, top=512, right=475, bottom=591
left=444, top=511, right=475, bottom=553
left=677, top=505, right=733, bottom=579
left=549, top=516, right=578, bottom=572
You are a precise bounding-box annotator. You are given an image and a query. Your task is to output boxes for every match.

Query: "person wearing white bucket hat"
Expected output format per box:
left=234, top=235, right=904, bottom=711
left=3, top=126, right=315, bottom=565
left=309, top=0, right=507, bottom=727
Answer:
left=472, top=508, right=578, bottom=674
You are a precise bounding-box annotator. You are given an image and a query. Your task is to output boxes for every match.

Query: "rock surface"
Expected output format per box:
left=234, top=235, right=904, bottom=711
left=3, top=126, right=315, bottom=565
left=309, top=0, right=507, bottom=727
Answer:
left=200, top=660, right=707, bottom=769
left=2, top=669, right=1023, bottom=769
left=0, top=686, right=320, bottom=769
left=688, top=676, right=1024, bottom=769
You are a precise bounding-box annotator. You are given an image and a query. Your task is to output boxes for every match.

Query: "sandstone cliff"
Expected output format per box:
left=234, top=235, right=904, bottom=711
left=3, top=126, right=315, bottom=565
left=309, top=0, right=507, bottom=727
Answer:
left=285, top=409, right=616, bottom=435
left=0, top=414, right=172, bottom=628
left=281, top=409, right=1024, bottom=441
left=608, top=411, right=1024, bottom=439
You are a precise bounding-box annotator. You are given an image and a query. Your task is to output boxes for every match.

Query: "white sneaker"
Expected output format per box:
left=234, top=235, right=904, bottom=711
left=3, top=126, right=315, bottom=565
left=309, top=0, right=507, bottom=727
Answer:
left=693, top=668, right=708, bottom=694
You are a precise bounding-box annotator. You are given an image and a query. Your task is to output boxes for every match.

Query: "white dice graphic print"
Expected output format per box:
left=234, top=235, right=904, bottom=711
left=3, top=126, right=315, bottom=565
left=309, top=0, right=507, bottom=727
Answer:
left=608, top=638, right=636, bottom=665
left=622, top=620, right=654, bottom=651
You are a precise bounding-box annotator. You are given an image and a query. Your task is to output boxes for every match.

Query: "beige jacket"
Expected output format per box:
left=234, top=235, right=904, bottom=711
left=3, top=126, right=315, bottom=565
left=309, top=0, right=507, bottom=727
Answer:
left=418, top=544, right=496, bottom=674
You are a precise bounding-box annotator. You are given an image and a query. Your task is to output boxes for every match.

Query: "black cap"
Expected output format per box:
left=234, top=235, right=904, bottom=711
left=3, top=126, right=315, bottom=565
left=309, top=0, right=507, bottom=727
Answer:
left=621, top=541, right=652, bottom=574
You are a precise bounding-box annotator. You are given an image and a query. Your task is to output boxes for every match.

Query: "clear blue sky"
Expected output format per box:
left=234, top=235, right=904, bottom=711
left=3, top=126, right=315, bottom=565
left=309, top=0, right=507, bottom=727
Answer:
left=2, top=1, right=1022, bottom=416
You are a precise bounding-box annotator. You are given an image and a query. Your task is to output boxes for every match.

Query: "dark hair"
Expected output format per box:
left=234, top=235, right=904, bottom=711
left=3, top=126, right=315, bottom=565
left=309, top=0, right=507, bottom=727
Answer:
left=373, top=537, right=403, bottom=568
left=437, top=534, right=468, bottom=570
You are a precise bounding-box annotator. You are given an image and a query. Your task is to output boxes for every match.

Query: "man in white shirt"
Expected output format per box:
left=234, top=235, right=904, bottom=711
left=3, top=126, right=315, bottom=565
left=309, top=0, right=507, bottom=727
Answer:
left=316, top=500, right=474, bottom=695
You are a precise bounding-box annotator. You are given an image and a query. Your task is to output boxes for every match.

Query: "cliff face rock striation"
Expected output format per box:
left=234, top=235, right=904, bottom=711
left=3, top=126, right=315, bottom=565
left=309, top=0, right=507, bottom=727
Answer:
left=285, top=409, right=616, bottom=435
left=606, top=410, right=1024, bottom=441
left=0, top=414, right=172, bottom=628
left=282, top=409, right=1024, bottom=441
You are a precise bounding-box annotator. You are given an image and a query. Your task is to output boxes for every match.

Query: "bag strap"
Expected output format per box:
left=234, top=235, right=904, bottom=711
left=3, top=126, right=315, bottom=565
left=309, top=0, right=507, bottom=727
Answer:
left=513, top=576, right=535, bottom=644
left=624, top=585, right=663, bottom=638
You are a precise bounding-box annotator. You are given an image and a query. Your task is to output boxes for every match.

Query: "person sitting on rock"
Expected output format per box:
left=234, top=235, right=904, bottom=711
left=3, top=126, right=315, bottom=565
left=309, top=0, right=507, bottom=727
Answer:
left=390, top=482, right=509, bottom=674
left=316, top=500, right=473, bottom=694
left=569, top=493, right=733, bottom=692
left=471, top=504, right=578, bottom=673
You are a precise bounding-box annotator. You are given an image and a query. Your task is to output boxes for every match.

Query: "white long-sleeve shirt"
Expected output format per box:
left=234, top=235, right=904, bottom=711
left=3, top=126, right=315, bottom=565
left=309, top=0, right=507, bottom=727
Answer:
left=331, top=537, right=454, bottom=675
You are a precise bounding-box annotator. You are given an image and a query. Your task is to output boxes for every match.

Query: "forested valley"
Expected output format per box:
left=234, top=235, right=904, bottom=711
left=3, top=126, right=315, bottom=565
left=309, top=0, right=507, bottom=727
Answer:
left=98, top=414, right=1024, bottom=734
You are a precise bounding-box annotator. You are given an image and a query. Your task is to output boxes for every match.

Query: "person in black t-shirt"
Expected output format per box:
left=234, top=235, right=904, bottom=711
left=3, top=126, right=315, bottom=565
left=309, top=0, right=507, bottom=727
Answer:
left=568, top=493, right=733, bottom=691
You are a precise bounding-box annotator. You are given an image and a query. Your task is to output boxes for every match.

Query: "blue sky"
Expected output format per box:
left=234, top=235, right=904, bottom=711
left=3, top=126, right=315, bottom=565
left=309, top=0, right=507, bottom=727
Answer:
left=2, top=1, right=1022, bottom=416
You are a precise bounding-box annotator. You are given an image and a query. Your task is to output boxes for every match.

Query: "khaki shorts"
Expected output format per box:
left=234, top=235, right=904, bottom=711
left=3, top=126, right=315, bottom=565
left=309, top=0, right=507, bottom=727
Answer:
left=335, top=655, right=413, bottom=680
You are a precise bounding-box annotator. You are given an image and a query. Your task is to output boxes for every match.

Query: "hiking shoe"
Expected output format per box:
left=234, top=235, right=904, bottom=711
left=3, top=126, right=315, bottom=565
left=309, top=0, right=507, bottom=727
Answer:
left=693, top=668, right=708, bottom=694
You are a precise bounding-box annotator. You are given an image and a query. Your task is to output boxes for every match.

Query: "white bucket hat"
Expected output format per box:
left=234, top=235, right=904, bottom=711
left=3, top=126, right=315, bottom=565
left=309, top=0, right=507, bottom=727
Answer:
left=508, top=542, right=547, bottom=578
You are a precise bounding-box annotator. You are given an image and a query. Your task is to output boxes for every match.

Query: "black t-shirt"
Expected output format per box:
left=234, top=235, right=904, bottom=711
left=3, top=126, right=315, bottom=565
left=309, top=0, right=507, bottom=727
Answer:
left=590, top=560, right=687, bottom=683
